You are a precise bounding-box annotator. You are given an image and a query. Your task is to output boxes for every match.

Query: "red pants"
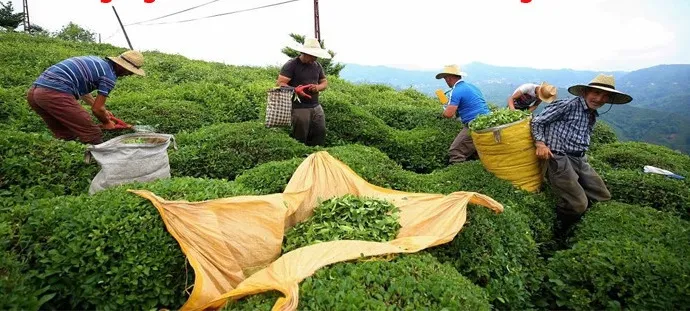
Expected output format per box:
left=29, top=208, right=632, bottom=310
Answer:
left=26, top=86, right=103, bottom=144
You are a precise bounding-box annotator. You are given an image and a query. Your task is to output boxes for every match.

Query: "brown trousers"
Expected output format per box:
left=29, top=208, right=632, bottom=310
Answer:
left=547, top=154, right=611, bottom=216
left=449, top=126, right=478, bottom=163
left=291, top=105, right=326, bottom=146
left=26, top=86, right=103, bottom=144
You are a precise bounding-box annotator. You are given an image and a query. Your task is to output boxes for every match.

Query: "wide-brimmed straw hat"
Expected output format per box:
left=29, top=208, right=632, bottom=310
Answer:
left=294, top=38, right=332, bottom=59
left=538, top=82, right=558, bottom=103
left=568, top=74, right=633, bottom=104
left=435, top=64, right=467, bottom=79
left=107, top=50, right=145, bottom=76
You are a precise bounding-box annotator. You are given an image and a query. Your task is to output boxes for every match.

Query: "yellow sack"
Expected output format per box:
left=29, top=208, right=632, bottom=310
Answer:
left=131, top=151, right=503, bottom=311
left=470, top=117, right=543, bottom=192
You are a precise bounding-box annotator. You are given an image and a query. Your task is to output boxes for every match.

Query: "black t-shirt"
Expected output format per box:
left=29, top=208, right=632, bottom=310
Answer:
left=280, top=57, right=326, bottom=108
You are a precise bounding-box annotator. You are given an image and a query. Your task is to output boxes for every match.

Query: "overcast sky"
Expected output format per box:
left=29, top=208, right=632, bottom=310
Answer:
left=11, top=0, right=690, bottom=72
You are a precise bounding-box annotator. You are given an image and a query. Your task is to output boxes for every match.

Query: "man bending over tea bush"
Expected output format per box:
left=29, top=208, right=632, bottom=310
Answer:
left=531, top=74, right=633, bottom=237
left=27, top=50, right=145, bottom=144
left=436, top=65, right=491, bottom=163
left=277, top=38, right=331, bottom=146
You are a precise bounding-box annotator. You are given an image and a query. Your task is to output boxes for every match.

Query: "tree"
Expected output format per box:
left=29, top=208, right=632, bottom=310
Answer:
left=27, top=24, right=49, bottom=36
left=54, top=22, right=95, bottom=43
left=0, top=1, right=24, bottom=31
left=282, top=33, right=345, bottom=78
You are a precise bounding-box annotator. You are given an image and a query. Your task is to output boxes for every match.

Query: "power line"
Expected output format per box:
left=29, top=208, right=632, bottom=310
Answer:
left=136, top=0, right=301, bottom=26
left=125, top=0, right=225, bottom=26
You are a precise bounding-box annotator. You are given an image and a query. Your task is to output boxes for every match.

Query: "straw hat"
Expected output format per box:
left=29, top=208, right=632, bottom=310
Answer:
left=537, top=82, right=557, bottom=103
left=294, top=38, right=332, bottom=59
left=568, top=74, right=633, bottom=104
left=107, top=50, right=145, bottom=76
left=435, top=64, right=467, bottom=79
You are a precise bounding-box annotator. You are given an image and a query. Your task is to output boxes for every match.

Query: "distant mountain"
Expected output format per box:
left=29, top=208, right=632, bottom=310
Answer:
left=339, top=62, right=690, bottom=154
left=618, top=64, right=690, bottom=113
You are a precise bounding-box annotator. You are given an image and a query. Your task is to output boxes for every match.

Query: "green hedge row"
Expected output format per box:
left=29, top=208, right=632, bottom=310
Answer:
left=228, top=253, right=490, bottom=311
left=546, top=202, right=690, bottom=310
left=0, top=129, right=98, bottom=198
left=1, top=177, right=255, bottom=311
left=602, top=169, right=689, bottom=219
left=592, top=141, right=690, bottom=176
left=169, top=122, right=313, bottom=180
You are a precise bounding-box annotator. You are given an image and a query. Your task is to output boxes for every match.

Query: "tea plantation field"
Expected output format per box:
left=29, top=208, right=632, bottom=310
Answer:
left=1, top=32, right=689, bottom=310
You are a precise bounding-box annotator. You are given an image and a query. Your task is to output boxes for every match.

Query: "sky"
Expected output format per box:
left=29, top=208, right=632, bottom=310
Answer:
left=10, top=0, right=690, bottom=72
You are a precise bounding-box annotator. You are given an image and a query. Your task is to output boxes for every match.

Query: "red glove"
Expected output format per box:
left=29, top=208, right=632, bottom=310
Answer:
left=108, top=115, right=133, bottom=130
left=294, top=85, right=313, bottom=99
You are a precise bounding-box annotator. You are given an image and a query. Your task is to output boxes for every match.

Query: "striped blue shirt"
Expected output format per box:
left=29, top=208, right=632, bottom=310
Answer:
left=530, top=96, right=598, bottom=154
left=449, top=80, right=490, bottom=124
left=33, top=56, right=117, bottom=99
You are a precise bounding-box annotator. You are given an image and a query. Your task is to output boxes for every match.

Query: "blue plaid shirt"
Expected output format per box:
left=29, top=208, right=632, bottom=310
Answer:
left=530, top=96, right=598, bottom=154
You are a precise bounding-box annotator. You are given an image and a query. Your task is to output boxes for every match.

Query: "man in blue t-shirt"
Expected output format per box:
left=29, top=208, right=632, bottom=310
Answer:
left=436, top=65, right=490, bottom=163
left=27, top=50, right=145, bottom=144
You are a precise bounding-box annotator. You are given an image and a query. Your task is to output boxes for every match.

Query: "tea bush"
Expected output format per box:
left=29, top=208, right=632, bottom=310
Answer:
left=170, top=122, right=313, bottom=179
left=602, top=169, right=690, bottom=219
left=573, top=202, right=689, bottom=253
left=0, top=129, right=98, bottom=197
left=545, top=202, right=690, bottom=310
left=592, top=141, right=690, bottom=176
left=228, top=253, right=490, bottom=311
left=2, top=177, right=255, bottom=310
left=429, top=205, right=544, bottom=310
left=546, top=240, right=689, bottom=310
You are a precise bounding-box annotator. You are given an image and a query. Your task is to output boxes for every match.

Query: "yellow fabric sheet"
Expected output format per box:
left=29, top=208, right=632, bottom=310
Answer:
left=471, top=117, right=544, bottom=192
left=131, top=151, right=503, bottom=311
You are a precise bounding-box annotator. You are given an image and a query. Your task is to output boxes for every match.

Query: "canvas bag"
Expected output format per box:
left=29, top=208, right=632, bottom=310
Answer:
left=86, top=133, right=177, bottom=195
left=265, top=86, right=295, bottom=128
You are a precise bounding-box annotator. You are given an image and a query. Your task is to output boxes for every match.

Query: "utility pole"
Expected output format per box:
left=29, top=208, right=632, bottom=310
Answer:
left=112, top=6, right=134, bottom=50
left=22, top=0, right=30, bottom=31
left=313, top=0, right=320, bottom=41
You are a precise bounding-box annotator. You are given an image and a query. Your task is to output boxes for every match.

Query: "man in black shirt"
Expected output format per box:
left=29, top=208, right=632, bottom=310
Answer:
left=277, top=38, right=331, bottom=146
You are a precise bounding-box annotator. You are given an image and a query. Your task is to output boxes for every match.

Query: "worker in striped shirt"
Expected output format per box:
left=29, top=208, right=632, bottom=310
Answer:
left=27, top=50, right=145, bottom=144
left=531, top=74, right=633, bottom=238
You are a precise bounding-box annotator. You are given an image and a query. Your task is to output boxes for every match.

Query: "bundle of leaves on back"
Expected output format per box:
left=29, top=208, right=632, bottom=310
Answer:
left=282, top=194, right=401, bottom=253
left=469, top=108, right=530, bottom=132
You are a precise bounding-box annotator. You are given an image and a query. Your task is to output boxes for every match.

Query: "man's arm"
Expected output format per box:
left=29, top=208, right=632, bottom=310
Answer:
left=442, top=104, right=458, bottom=118
left=528, top=99, right=542, bottom=112
left=91, top=94, right=115, bottom=129
left=81, top=93, right=96, bottom=107
left=507, top=90, right=522, bottom=110
left=531, top=101, right=569, bottom=159
left=277, top=75, right=291, bottom=87
left=309, top=78, right=328, bottom=92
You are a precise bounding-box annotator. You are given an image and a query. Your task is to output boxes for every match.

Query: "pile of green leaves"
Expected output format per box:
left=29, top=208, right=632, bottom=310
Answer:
left=228, top=253, right=490, bottom=311
left=468, top=108, right=530, bottom=132
left=282, top=194, right=401, bottom=253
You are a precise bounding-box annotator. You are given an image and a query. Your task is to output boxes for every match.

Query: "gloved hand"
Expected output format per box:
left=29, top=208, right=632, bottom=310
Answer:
left=294, top=85, right=313, bottom=99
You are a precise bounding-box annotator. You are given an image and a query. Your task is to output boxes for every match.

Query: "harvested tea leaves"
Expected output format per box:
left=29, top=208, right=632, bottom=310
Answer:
left=282, top=194, right=401, bottom=253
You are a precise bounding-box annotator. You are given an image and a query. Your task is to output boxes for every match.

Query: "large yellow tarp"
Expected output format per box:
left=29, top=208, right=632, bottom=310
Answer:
left=471, top=117, right=544, bottom=192
left=131, top=151, right=503, bottom=311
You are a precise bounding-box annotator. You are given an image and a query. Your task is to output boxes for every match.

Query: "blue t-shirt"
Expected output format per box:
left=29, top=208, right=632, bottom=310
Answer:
left=33, top=56, right=117, bottom=99
left=448, top=80, right=490, bottom=124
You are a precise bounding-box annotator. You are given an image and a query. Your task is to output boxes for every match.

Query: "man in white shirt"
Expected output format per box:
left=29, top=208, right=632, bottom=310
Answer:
left=507, top=82, right=557, bottom=112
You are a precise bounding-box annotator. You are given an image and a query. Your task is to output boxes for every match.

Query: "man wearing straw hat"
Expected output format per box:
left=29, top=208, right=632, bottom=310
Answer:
left=276, top=38, right=331, bottom=146
left=531, top=74, right=633, bottom=238
left=436, top=64, right=491, bottom=163
left=507, top=82, right=558, bottom=112
left=27, top=50, right=145, bottom=144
